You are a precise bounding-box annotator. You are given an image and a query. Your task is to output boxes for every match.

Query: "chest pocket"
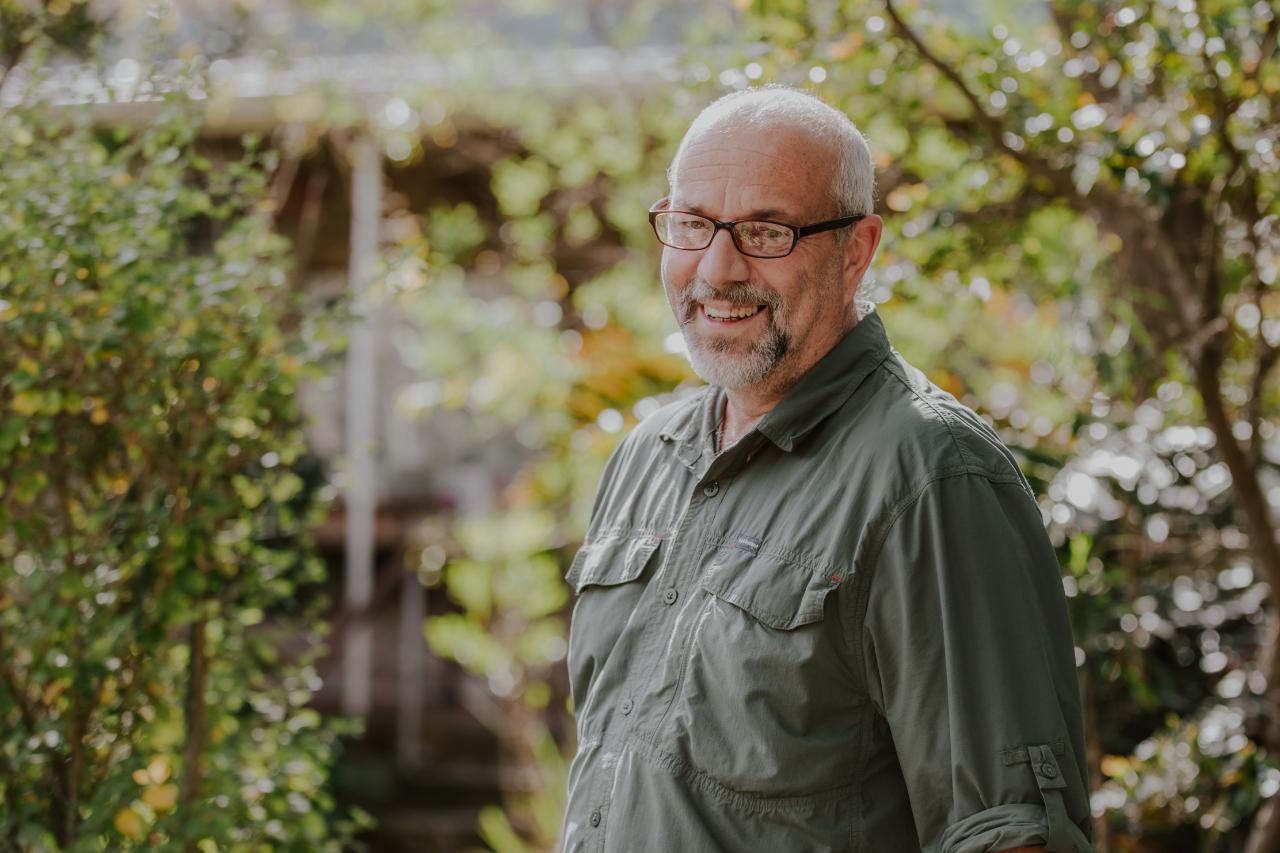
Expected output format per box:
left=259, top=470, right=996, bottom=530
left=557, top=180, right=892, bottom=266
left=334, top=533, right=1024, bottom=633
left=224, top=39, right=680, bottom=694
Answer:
left=566, top=533, right=661, bottom=591
left=700, top=546, right=841, bottom=629
left=660, top=546, right=857, bottom=802
left=565, top=533, right=661, bottom=719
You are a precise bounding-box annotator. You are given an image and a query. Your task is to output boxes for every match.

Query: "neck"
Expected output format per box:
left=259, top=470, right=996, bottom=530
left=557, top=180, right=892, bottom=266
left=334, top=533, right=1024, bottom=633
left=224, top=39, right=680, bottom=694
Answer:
left=717, top=314, right=860, bottom=451
left=718, top=388, right=777, bottom=450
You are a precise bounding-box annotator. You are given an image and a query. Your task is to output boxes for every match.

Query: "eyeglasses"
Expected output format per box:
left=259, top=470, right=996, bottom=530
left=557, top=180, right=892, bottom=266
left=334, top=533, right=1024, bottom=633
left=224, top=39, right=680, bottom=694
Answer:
left=648, top=197, right=866, bottom=259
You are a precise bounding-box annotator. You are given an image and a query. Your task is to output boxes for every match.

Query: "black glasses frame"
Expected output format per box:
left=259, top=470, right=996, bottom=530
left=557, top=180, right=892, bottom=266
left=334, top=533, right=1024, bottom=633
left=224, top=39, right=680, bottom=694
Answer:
left=647, top=197, right=867, bottom=259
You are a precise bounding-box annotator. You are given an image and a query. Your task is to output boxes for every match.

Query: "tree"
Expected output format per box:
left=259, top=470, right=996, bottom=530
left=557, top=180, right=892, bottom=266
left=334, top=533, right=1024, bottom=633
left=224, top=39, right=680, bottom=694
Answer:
left=729, top=0, right=1278, bottom=846
left=0, top=88, right=367, bottom=847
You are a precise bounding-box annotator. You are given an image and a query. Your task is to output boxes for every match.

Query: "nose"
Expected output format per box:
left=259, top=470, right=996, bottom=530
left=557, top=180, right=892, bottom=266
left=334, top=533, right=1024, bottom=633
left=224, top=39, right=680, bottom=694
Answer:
left=696, top=226, right=752, bottom=288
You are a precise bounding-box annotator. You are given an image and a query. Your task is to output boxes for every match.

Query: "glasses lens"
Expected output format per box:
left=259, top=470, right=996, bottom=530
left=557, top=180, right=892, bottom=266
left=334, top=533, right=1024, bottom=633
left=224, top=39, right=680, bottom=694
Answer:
left=734, top=221, right=794, bottom=257
left=655, top=212, right=714, bottom=249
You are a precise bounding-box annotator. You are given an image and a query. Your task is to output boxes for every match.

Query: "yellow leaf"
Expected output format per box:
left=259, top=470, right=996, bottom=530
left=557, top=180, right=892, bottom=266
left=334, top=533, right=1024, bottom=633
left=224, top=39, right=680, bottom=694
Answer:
left=41, top=681, right=66, bottom=705
left=147, top=756, right=171, bottom=784
left=10, top=391, right=41, bottom=416
left=132, top=769, right=151, bottom=785
left=885, top=187, right=914, bottom=212
left=90, top=407, right=110, bottom=425
left=1100, top=755, right=1129, bottom=778
left=142, top=783, right=178, bottom=811
left=826, top=31, right=864, bottom=61
left=114, top=807, right=145, bottom=839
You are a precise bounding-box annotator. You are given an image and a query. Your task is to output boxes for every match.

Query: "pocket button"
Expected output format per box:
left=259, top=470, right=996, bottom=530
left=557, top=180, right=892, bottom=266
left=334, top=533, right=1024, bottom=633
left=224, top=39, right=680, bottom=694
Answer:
left=662, top=588, right=679, bottom=605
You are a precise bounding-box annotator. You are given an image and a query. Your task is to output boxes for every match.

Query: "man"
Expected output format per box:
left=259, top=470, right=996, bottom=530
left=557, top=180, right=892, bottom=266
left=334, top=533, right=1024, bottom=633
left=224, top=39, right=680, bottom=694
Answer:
left=560, top=85, right=1093, bottom=853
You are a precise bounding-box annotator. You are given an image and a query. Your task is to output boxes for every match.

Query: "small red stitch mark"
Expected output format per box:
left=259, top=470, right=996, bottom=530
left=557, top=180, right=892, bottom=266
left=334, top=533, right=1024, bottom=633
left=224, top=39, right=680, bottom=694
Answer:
left=830, top=575, right=841, bottom=584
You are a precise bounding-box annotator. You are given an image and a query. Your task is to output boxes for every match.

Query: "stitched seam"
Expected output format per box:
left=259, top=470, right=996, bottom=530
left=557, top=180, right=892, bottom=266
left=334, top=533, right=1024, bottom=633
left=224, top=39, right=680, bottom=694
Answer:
left=1001, top=738, right=1068, bottom=765
left=847, top=467, right=999, bottom=695
left=702, top=586, right=829, bottom=630
left=882, top=357, right=979, bottom=470
left=588, top=526, right=667, bottom=544
left=633, top=740, right=855, bottom=813
left=569, top=535, right=661, bottom=590
left=700, top=533, right=838, bottom=575
left=697, top=544, right=837, bottom=628
left=646, top=596, right=716, bottom=753
left=783, top=345, right=895, bottom=448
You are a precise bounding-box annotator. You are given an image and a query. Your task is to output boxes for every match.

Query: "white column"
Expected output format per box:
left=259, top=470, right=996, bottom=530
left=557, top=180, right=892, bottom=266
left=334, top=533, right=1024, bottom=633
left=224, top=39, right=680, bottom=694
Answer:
left=342, top=132, right=382, bottom=718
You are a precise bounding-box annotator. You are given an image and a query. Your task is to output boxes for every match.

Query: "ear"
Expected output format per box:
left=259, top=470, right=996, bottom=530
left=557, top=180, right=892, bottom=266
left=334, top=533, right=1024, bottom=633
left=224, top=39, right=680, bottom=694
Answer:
left=841, top=215, right=883, bottom=306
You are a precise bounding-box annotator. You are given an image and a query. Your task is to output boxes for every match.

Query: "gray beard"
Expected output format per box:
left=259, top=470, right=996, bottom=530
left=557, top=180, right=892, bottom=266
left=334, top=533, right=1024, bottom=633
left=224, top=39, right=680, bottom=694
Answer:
left=685, top=319, right=790, bottom=389
left=676, top=279, right=790, bottom=389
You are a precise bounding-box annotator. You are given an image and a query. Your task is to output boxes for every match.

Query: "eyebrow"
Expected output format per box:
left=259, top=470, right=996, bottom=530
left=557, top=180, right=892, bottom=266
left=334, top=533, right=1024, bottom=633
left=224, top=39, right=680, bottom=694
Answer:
left=676, top=203, right=797, bottom=222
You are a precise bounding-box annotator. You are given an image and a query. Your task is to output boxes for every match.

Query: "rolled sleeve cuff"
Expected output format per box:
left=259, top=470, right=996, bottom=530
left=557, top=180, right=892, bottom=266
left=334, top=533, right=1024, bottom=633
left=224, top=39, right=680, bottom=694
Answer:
left=940, top=803, right=1092, bottom=853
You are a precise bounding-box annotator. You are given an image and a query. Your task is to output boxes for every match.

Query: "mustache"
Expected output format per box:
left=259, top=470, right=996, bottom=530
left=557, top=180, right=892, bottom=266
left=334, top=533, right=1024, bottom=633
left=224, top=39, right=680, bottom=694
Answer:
left=677, top=279, right=781, bottom=325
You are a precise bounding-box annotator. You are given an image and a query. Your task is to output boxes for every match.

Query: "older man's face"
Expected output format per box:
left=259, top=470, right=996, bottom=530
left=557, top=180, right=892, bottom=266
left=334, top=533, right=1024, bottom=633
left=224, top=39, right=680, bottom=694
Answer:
left=661, top=121, right=851, bottom=392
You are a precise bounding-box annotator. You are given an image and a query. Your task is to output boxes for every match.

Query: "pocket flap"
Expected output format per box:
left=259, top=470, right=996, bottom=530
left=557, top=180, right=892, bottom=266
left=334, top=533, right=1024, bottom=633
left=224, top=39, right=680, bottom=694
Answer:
left=701, top=547, right=841, bottom=630
left=566, top=533, right=661, bottom=592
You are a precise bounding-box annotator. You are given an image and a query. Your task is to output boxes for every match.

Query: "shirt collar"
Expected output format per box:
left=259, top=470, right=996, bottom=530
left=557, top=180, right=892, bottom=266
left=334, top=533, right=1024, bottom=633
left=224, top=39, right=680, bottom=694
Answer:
left=659, top=307, right=894, bottom=460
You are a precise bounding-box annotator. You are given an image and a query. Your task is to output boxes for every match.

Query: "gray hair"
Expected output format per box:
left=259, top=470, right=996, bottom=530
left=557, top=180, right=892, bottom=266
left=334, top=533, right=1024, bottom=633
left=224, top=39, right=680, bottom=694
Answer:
left=667, top=85, right=880, bottom=320
left=666, top=85, right=877, bottom=225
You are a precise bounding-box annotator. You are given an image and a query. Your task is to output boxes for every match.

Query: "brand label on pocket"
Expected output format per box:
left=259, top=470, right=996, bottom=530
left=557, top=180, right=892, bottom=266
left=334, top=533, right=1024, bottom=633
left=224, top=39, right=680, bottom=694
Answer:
left=733, top=535, right=762, bottom=555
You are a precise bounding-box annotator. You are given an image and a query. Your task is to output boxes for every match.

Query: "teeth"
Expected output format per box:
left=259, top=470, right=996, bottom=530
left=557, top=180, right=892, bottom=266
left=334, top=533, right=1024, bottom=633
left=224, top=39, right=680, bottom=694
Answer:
left=703, top=304, right=762, bottom=320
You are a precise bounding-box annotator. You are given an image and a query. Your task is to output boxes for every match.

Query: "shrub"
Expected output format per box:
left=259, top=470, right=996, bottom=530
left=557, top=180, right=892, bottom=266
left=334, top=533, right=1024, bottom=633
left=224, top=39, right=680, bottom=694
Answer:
left=0, top=100, right=366, bottom=849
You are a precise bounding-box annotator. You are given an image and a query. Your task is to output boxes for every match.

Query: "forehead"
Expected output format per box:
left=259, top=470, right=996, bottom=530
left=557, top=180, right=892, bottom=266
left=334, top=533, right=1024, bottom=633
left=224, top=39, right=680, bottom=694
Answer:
left=670, top=120, right=834, bottom=220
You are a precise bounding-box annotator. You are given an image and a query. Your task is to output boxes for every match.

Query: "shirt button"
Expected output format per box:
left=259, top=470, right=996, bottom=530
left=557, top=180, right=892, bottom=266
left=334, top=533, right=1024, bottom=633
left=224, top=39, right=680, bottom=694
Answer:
left=703, top=481, right=720, bottom=497
left=621, top=698, right=634, bottom=715
left=662, top=588, right=679, bottom=605
left=590, top=808, right=602, bottom=827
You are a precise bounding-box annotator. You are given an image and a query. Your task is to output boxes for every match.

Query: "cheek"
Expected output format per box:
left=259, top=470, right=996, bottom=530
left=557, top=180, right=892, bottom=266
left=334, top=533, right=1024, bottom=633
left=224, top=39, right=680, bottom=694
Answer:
left=661, top=250, right=693, bottom=283
left=659, top=252, right=693, bottom=301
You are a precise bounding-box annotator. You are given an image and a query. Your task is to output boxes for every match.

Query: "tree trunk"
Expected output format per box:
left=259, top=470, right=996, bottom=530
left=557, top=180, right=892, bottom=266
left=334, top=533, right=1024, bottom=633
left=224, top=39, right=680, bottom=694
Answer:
left=180, top=615, right=209, bottom=847
left=1193, top=354, right=1280, bottom=850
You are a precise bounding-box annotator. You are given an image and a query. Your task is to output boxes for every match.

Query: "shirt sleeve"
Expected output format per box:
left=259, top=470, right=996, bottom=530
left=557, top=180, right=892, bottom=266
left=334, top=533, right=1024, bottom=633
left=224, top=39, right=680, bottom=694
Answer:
left=861, top=471, right=1094, bottom=853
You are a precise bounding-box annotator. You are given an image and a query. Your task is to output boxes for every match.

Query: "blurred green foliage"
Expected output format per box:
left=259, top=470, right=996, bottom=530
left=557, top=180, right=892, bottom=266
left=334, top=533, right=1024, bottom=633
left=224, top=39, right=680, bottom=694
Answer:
left=0, top=100, right=368, bottom=848
left=389, top=0, right=1280, bottom=849
left=3, top=0, right=1278, bottom=848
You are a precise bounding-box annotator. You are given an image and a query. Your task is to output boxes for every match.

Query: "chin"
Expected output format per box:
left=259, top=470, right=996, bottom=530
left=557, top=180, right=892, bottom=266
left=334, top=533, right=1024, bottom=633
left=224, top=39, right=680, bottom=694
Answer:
left=688, top=349, right=775, bottom=390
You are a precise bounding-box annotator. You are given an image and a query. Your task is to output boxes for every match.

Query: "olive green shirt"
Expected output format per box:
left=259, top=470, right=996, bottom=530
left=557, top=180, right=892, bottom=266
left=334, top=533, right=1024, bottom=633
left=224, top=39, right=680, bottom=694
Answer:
left=561, top=308, right=1093, bottom=853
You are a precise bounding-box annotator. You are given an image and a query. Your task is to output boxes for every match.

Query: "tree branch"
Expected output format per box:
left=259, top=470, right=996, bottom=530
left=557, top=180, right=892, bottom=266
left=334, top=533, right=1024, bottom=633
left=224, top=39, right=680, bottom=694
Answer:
left=883, top=0, right=1203, bottom=343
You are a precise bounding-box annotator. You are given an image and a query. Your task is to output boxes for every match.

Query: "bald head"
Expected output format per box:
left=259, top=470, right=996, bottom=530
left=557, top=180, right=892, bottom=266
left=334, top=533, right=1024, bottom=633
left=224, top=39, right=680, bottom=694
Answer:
left=667, top=86, right=877, bottom=224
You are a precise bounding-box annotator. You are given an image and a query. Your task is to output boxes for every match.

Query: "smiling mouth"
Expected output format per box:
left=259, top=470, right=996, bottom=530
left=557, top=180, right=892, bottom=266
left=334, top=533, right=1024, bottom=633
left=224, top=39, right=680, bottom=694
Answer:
left=701, top=304, right=766, bottom=323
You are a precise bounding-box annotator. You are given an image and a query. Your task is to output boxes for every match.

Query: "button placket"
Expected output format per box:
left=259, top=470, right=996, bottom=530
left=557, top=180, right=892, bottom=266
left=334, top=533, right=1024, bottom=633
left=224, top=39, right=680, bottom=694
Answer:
left=616, top=470, right=716, bottom=748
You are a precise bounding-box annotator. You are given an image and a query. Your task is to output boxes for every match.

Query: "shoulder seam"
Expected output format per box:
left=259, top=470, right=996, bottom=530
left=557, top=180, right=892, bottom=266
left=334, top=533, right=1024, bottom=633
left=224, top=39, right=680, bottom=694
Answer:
left=881, top=357, right=979, bottom=470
